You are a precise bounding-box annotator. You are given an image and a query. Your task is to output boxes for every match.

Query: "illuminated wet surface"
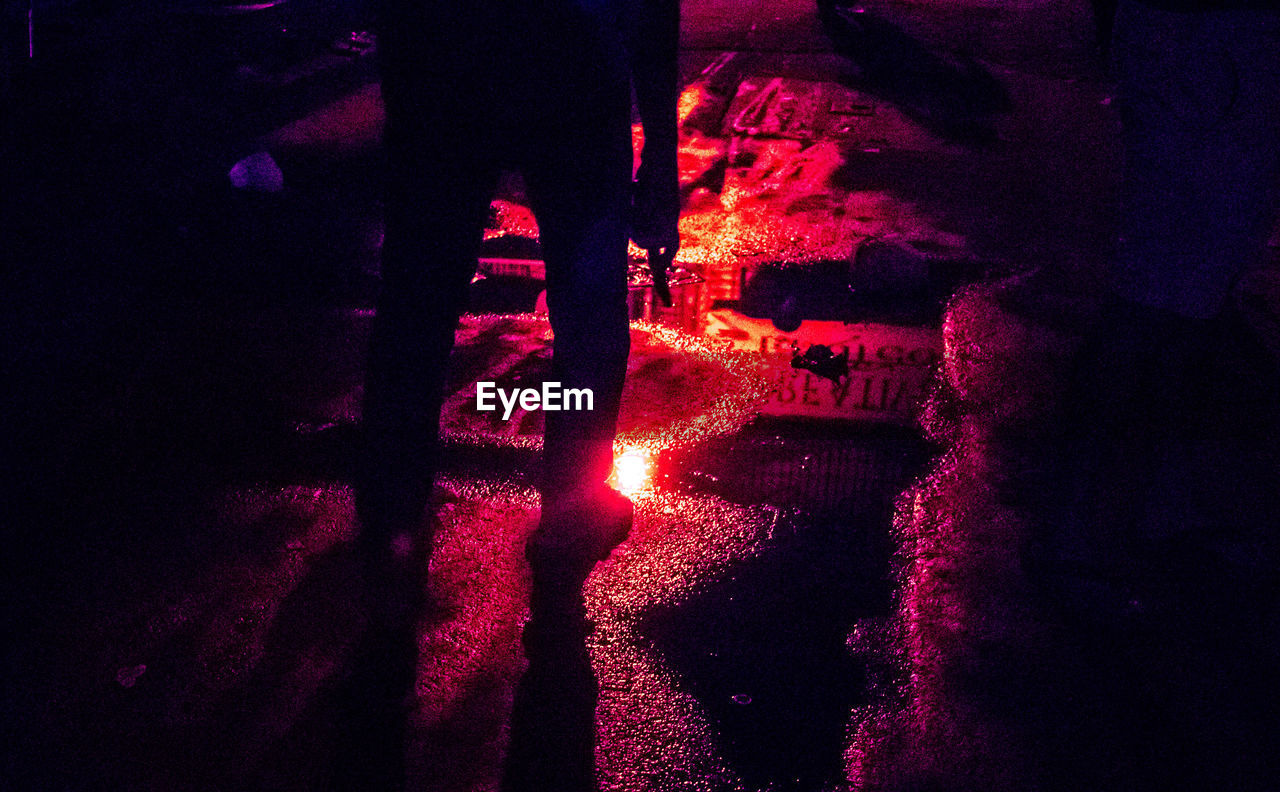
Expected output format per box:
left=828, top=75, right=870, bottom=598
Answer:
left=5, top=427, right=923, bottom=791
left=12, top=1, right=1280, bottom=791
left=413, top=406, right=927, bottom=792
left=4, top=46, right=1053, bottom=792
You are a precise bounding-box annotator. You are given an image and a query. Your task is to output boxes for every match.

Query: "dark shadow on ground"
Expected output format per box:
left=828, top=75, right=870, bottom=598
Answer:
left=205, top=542, right=422, bottom=792
left=502, top=584, right=599, bottom=792
left=641, top=419, right=930, bottom=789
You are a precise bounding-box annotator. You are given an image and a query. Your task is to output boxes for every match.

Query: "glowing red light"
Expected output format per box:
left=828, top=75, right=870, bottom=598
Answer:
left=610, top=449, right=652, bottom=496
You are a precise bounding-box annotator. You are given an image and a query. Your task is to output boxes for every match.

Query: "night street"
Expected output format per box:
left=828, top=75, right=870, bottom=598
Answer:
left=6, top=1, right=1280, bottom=790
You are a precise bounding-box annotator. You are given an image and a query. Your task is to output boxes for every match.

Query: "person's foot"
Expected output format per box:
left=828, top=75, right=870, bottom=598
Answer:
left=355, top=527, right=433, bottom=630
left=526, top=486, right=634, bottom=585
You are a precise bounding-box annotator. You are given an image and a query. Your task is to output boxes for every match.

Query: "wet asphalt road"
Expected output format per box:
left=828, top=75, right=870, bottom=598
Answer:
left=6, top=407, right=927, bottom=792
left=16, top=2, right=1280, bottom=791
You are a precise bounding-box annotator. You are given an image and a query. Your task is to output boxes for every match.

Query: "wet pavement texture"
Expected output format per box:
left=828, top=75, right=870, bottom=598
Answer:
left=8, top=1, right=1280, bottom=791
left=5, top=440, right=926, bottom=791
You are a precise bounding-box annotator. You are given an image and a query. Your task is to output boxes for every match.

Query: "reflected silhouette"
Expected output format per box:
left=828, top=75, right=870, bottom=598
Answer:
left=501, top=580, right=599, bottom=792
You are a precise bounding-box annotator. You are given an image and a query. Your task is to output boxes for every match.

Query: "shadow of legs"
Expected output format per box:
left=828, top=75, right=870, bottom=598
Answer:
left=320, top=538, right=430, bottom=791
left=199, top=541, right=425, bottom=792
left=501, top=582, right=599, bottom=792
left=322, top=617, right=420, bottom=792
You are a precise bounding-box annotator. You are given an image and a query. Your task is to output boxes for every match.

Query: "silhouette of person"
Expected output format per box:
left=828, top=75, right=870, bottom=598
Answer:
left=1039, top=0, right=1280, bottom=613
left=340, top=5, right=679, bottom=789
left=358, top=1, right=679, bottom=584
left=1032, top=3, right=1280, bottom=788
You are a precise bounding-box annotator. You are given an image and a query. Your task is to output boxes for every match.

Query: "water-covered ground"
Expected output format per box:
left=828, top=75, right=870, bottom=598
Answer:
left=8, top=1, right=1280, bottom=790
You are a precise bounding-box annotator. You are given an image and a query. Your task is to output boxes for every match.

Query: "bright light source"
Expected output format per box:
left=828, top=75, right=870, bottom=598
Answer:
left=611, top=449, right=652, bottom=496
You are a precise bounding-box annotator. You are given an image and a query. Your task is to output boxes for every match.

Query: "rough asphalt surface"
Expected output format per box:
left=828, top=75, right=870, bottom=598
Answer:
left=7, top=1, right=1280, bottom=791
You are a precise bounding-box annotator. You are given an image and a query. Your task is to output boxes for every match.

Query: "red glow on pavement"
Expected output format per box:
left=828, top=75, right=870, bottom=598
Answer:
left=610, top=448, right=652, bottom=496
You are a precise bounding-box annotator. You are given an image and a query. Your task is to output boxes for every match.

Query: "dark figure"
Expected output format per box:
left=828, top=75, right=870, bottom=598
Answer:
left=1042, top=0, right=1280, bottom=614
left=348, top=3, right=678, bottom=788
left=359, top=0, right=678, bottom=573
left=1032, top=2, right=1280, bottom=789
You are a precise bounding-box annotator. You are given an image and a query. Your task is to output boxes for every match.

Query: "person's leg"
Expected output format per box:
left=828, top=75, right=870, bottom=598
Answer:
left=1032, top=10, right=1280, bottom=786
left=1031, top=2, right=1280, bottom=616
left=519, top=104, right=633, bottom=575
left=359, top=115, right=497, bottom=550
left=522, top=123, right=633, bottom=503
left=1095, top=2, right=1280, bottom=547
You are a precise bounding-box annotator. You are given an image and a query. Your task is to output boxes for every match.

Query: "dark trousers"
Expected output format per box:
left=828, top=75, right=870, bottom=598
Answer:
left=358, top=76, right=633, bottom=540
left=1111, top=1, right=1280, bottom=319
